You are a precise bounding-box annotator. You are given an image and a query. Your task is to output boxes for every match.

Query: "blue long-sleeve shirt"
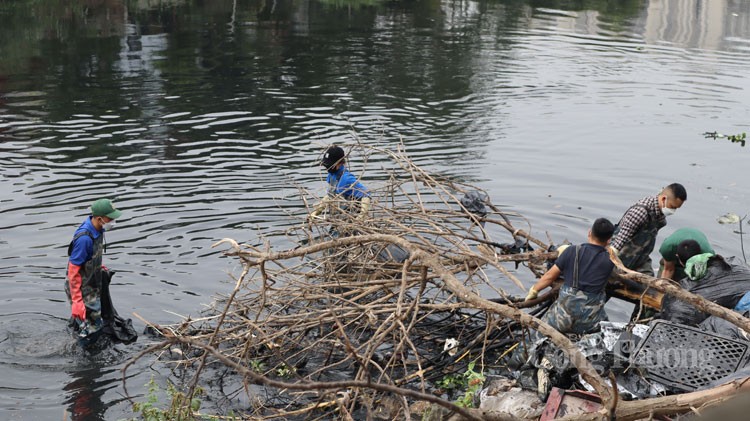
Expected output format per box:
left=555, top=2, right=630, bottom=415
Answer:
left=326, top=165, right=369, bottom=200
left=69, top=216, right=103, bottom=265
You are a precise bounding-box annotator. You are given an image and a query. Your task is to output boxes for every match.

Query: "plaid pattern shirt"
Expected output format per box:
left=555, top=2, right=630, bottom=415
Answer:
left=611, top=195, right=663, bottom=251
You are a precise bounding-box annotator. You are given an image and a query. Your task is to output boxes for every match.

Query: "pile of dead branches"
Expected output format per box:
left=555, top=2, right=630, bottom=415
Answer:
left=128, top=144, right=750, bottom=420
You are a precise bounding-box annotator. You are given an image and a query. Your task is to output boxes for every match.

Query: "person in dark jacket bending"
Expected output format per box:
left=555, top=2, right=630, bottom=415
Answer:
left=525, top=218, right=616, bottom=334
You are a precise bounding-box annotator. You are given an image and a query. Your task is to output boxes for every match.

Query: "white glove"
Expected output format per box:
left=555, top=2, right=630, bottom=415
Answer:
left=309, top=196, right=331, bottom=220
left=357, top=197, right=371, bottom=220
left=525, top=287, right=538, bottom=301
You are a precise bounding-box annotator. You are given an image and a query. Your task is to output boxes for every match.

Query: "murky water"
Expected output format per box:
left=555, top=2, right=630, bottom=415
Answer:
left=1, top=0, right=749, bottom=418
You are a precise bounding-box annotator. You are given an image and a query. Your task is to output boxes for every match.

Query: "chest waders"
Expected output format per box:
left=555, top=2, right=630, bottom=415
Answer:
left=321, top=176, right=353, bottom=274
left=544, top=246, right=608, bottom=335
left=326, top=174, right=365, bottom=231
left=615, top=204, right=665, bottom=275
left=65, top=231, right=105, bottom=336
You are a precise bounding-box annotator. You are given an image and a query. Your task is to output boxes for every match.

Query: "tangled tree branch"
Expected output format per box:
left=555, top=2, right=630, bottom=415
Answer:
left=124, top=144, right=750, bottom=420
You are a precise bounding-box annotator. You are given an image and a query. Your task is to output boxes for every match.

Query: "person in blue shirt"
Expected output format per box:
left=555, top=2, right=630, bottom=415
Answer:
left=309, top=145, right=371, bottom=220
left=66, top=198, right=121, bottom=344
left=525, top=218, right=616, bottom=334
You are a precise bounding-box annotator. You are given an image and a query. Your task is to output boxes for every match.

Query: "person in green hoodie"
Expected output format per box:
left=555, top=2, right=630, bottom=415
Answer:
left=661, top=240, right=750, bottom=326
left=659, top=228, right=714, bottom=280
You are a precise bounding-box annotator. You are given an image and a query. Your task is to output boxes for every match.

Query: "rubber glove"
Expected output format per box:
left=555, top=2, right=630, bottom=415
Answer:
left=72, top=301, right=86, bottom=321
left=555, top=244, right=570, bottom=257
left=525, top=287, right=538, bottom=301
left=309, top=196, right=331, bottom=220
left=357, top=197, right=371, bottom=220
left=68, top=262, right=86, bottom=320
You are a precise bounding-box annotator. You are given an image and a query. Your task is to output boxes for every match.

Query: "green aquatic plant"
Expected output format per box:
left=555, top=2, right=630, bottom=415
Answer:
left=436, top=373, right=464, bottom=392
left=249, top=359, right=265, bottom=373
left=131, top=378, right=206, bottom=421
left=275, top=362, right=296, bottom=378
left=703, top=131, right=747, bottom=147
left=436, top=361, right=485, bottom=408
left=455, top=361, right=485, bottom=408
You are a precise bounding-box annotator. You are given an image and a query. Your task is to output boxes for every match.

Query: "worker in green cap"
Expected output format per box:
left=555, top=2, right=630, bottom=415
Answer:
left=65, top=198, right=123, bottom=347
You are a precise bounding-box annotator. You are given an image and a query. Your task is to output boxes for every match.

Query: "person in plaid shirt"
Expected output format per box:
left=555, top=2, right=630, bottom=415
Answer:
left=610, top=183, right=687, bottom=276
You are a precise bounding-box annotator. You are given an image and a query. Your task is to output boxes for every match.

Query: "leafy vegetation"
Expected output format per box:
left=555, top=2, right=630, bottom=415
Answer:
left=275, top=362, right=296, bottom=378
left=249, top=359, right=265, bottom=373
left=704, top=131, right=747, bottom=147
left=130, top=378, right=216, bottom=421
left=436, top=361, right=486, bottom=408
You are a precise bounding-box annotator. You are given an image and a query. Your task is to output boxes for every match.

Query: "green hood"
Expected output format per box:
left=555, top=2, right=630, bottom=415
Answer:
left=685, top=253, right=715, bottom=281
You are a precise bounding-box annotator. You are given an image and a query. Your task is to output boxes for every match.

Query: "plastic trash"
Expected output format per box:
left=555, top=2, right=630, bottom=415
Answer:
left=443, top=338, right=459, bottom=356
left=734, top=291, right=750, bottom=313
left=460, top=191, right=489, bottom=217
left=699, top=311, right=750, bottom=342
left=579, top=371, right=666, bottom=399
left=375, top=243, right=409, bottom=263
left=479, top=377, right=544, bottom=419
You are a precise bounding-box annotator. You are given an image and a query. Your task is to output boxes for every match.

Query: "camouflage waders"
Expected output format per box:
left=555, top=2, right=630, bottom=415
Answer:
left=614, top=204, right=665, bottom=276
left=326, top=176, right=363, bottom=218
left=542, top=246, right=608, bottom=335
left=65, top=231, right=104, bottom=336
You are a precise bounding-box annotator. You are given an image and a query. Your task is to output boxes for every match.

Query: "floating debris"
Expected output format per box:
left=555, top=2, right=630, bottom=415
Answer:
left=717, top=213, right=741, bottom=225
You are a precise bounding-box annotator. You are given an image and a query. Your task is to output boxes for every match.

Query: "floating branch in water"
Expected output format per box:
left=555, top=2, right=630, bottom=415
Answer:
left=703, top=131, right=747, bottom=147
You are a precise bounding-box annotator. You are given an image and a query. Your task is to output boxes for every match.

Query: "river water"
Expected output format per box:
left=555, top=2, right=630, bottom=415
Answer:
left=1, top=0, right=749, bottom=419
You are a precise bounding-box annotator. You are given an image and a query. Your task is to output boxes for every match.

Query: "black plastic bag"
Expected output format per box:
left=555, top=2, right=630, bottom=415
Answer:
left=375, top=243, right=410, bottom=263
left=460, top=191, right=489, bottom=217
left=99, top=269, right=138, bottom=345
left=661, top=256, right=750, bottom=326
left=699, top=310, right=750, bottom=342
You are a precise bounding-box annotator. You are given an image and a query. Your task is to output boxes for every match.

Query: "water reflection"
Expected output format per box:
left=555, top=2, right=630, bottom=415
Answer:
left=64, top=366, right=112, bottom=421
left=642, top=0, right=747, bottom=50
left=62, top=346, right=141, bottom=421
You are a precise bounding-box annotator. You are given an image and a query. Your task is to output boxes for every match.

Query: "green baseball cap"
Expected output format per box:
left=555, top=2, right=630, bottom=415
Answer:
left=91, top=198, right=122, bottom=219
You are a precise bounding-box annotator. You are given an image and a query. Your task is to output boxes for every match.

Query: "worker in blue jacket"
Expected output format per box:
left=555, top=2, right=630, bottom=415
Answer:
left=309, top=145, right=371, bottom=220
left=66, top=198, right=121, bottom=344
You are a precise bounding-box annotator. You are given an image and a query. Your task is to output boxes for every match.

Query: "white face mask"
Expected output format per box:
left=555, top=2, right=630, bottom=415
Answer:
left=102, top=219, right=116, bottom=230
left=660, top=197, right=676, bottom=216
